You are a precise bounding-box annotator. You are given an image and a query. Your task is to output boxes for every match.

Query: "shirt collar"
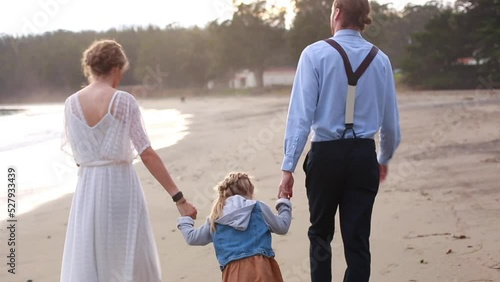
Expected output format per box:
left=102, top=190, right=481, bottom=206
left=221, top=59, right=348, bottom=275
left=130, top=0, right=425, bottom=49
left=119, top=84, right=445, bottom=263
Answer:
left=333, top=29, right=362, bottom=38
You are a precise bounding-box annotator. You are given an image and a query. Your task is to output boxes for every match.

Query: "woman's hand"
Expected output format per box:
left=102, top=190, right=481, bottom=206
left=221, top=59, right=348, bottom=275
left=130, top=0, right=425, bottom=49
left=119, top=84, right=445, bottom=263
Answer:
left=177, top=199, right=197, bottom=219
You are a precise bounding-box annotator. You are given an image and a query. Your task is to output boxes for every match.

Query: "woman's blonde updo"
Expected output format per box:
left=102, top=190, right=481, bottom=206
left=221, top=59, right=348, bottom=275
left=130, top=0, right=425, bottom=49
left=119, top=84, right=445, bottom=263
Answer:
left=334, top=0, right=372, bottom=31
left=81, top=39, right=129, bottom=81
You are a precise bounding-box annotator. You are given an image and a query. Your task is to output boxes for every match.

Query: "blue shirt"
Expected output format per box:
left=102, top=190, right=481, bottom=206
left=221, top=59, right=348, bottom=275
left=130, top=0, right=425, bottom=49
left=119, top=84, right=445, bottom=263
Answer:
left=282, top=29, right=401, bottom=172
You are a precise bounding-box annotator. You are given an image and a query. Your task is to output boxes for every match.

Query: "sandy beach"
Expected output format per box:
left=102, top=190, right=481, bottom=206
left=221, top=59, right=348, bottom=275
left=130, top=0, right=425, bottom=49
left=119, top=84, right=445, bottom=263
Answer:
left=1, top=89, right=499, bottom=282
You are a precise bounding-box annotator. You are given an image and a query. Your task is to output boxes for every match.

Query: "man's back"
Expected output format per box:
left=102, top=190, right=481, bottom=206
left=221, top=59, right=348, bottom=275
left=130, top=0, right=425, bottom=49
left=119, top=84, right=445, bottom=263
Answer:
left=282, top=29, right=400, bottom=171
left=279, top=1, right=402, bottom=281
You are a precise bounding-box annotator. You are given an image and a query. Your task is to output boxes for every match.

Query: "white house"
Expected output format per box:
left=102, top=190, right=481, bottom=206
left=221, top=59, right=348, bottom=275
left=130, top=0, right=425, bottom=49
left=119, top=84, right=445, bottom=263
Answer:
left=455, top=57, right=488, bottom=65
left=263, top=67, right=297, bottom=87
left=227, top=67, right=297, bottom=89
left=230, top=69, right=257, bottom=89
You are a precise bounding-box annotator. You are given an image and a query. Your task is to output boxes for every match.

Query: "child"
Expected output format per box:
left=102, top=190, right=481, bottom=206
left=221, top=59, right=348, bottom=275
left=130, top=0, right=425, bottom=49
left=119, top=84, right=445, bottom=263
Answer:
left=177, top=172, right=292, bottom=282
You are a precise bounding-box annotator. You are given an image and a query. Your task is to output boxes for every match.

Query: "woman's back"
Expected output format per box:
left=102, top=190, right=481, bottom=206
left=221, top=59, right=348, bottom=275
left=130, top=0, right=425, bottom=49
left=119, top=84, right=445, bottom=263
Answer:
left=64, top=89, right=149, bottom=166
left=75, top=85, right=117, bottom=127
left=61, top=39, right=195, bottom=282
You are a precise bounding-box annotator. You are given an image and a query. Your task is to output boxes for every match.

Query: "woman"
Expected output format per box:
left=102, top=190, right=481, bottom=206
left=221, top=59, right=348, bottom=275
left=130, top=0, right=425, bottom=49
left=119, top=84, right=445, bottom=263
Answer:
left=61, top=39, right=197, bottom=282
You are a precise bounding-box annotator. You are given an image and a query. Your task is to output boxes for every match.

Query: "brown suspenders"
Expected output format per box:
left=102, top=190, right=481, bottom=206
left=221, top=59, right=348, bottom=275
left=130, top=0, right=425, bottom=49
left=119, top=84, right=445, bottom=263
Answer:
left=324, top=39, right=379, bottom=138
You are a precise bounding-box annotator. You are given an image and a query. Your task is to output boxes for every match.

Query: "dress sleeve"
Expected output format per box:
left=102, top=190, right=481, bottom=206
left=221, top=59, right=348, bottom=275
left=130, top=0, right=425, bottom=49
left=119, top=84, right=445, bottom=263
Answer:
left=129, top=95, right=151, bottom=155
left=61, top=97, right=74, bottom=157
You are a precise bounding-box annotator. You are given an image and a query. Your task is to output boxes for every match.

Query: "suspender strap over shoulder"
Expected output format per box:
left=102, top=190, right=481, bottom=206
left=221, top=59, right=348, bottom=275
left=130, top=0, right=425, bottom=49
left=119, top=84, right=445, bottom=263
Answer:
left=324, top=39, right=379, bottom=86
left=324, top=38, right=379, bottom=139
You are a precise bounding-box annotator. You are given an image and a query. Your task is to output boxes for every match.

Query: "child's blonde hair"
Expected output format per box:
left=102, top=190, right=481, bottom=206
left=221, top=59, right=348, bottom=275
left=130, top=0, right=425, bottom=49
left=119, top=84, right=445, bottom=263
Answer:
left=209, top=172, right=254, bottom=232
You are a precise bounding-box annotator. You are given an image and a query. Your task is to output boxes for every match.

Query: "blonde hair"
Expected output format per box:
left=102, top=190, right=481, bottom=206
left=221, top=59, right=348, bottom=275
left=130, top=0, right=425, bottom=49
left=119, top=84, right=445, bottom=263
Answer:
left=209, top=172, right=255, bottom=232
left=81, top=39, right=129, bottom=81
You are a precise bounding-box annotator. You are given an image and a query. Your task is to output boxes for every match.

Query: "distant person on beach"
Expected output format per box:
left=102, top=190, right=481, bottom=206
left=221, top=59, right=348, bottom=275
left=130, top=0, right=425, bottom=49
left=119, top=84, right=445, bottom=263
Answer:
left=278, top=0, right=401, bottom=281
left=177, top=172, right=292, bottom=282
left=60, top=39, right=197, bottom=282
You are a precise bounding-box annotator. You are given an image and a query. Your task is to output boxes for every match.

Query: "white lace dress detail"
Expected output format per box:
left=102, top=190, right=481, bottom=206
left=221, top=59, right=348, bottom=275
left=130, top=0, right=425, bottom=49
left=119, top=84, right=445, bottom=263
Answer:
left=60, top=91, right=162, bottom=282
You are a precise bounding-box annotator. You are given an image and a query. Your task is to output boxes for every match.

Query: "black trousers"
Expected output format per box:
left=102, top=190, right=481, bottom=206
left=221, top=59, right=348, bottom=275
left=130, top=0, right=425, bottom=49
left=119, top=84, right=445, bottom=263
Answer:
left=303, top=138, right=379, bottom=282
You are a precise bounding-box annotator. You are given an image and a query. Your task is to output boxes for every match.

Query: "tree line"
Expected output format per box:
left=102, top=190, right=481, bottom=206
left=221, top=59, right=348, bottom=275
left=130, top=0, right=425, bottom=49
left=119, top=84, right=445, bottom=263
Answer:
left=402, top=0, right=500, bottom=89
left=0, top=0, right=498, bottom=102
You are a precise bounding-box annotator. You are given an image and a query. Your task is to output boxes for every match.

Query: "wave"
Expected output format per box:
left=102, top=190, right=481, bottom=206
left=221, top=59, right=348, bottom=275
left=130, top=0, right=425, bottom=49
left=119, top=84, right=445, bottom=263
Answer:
left=0, top=103, right=191, bottom=221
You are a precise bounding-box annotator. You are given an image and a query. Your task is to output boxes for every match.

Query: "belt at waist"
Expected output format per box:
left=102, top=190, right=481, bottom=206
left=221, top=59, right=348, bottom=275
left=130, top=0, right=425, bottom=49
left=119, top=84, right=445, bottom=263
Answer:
left=79, top=160, right=130, bottom=167
left=311, top=138, right=375, bottom=150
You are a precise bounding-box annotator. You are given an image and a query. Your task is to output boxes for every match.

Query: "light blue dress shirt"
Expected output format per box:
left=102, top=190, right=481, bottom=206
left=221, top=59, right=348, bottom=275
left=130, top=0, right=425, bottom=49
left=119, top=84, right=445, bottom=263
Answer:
left=282, top=29, right=401, bottom=172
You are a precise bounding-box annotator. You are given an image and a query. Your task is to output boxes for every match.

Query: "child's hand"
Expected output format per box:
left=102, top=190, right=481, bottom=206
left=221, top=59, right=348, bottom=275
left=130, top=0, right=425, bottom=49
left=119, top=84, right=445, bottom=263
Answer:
left=177, top=200, right=197, bottom=219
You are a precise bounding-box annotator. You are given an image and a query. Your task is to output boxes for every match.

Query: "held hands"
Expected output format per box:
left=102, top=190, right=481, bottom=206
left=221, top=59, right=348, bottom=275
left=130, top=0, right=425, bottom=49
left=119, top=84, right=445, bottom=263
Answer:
left=278, top=171, right=294, bottom=199
left=176, top=199, right=197, bottom=219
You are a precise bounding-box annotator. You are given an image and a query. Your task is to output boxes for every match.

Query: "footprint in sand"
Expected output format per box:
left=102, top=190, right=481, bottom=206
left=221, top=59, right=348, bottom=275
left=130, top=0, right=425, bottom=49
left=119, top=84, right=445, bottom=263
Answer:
left=380, top=263, right=398, bottom=274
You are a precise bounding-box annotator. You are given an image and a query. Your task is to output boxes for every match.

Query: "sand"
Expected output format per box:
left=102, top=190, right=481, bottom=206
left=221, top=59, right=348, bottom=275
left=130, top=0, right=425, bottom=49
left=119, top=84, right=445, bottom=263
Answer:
left=0, top=89, right=499, bottom=282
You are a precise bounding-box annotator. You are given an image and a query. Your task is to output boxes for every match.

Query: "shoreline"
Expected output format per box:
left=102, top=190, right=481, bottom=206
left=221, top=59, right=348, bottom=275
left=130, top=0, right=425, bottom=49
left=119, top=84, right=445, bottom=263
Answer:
left=0, top=92, right=499, bottom=281
left=0, top=101, right=188, bottom=222
left=1, top=87, right=496, bottom=106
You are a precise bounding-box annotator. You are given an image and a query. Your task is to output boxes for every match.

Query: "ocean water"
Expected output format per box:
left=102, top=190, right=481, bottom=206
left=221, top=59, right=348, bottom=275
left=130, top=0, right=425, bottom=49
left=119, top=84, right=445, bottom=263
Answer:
left=0, top=103, right=191, bottom=221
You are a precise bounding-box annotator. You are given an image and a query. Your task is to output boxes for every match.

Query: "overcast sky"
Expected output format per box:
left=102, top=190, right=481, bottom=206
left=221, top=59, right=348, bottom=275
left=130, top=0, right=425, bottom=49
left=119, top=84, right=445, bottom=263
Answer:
left=0, top=0, right=434, bottom=36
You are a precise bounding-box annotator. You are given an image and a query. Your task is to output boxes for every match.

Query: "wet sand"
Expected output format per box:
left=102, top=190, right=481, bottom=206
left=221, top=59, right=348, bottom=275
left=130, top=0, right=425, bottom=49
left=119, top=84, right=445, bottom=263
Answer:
left=0, top=90, right=499, bottom=282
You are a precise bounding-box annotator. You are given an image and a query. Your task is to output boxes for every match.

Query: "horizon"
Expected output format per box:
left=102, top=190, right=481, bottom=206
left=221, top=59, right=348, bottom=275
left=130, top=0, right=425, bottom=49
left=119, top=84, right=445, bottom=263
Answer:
left=1, top=0, right=436, bottom=37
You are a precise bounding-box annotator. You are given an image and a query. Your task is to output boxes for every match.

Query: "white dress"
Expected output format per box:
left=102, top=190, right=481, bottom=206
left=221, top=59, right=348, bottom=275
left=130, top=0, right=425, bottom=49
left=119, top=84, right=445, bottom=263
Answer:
left=60, top=91, right=162, bottom=282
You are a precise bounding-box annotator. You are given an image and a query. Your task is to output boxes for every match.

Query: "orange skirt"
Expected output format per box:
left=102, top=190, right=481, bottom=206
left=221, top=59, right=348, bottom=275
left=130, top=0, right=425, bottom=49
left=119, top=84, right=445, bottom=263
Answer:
left=222, top=255, right=284, bottom=282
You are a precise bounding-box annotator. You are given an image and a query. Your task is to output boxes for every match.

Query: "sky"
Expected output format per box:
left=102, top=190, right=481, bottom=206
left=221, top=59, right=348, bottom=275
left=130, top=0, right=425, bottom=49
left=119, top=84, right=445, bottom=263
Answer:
left=0, top=0, right=434, bottom=37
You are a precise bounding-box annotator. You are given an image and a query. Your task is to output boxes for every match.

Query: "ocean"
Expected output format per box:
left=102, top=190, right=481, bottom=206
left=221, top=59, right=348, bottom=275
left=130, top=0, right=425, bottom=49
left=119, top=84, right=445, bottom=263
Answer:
left=0, top=103, right=190, bottom=221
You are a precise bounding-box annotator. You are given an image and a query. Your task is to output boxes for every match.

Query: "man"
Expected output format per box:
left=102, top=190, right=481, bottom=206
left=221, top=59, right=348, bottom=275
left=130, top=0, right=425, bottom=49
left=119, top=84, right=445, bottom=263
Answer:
left=278, top=0, right=401, bottom=281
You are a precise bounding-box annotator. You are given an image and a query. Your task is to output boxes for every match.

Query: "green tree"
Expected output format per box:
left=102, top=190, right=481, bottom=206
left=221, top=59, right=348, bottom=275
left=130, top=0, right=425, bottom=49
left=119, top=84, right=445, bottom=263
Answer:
left=134, top=26, right=212, bottom=89
left=211, top=1, right=288, bottom=88
left=362, top=2, right=402, bottom=66
left=402, top=9, right=476, bottom=89
left=457, top=0, right=500, bottom=82
left=362, top=1, right=442, bottom=69
left=288, top=1, right=442, bottom=69
left=402, top=0, right=500, bottom=89
left=288, top=0, right=331, bottom=62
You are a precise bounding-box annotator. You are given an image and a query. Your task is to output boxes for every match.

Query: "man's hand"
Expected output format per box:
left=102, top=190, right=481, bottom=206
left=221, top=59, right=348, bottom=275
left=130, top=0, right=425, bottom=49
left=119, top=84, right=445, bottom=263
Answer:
left=177, top=200, right=197, bottom=219
left=278, top=171, right=294, bottom=199
left=379, top=164, right=388, bottom=183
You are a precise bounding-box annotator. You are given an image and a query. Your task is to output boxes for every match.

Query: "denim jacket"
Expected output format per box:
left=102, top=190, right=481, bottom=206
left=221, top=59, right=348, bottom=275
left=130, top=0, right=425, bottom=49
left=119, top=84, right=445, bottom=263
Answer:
left=177, top=195, right=292, bottom=270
